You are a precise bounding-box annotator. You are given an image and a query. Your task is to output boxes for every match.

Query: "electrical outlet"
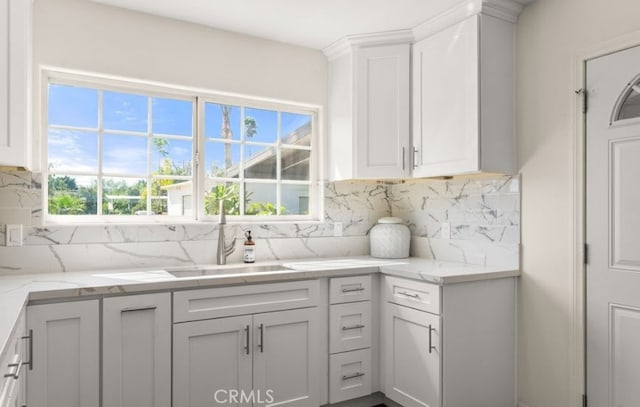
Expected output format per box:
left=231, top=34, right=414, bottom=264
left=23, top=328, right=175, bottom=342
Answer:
left=441, top=222, right=451, bottom=240
left=333, top=222, right=343, bottom=237
left=6, top=224, right=23, bottom=247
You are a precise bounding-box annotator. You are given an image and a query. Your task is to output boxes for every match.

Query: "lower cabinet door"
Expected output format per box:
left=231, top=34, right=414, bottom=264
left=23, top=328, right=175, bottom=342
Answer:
left=173, top=315, right=253, bottom=407
left=384, top=303, right=441, bottom=407
left=103, top=293, right=171, bottom=407
left=26, top=300, right=100, bottom=407
left=253, top=308, right=320, bottom=407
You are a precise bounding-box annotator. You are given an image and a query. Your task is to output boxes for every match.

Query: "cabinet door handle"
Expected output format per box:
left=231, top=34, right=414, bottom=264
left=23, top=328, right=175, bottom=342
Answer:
left=428, top=324, right=436, bottom=354
left=402, top=147, right=406, bottom=170
left=21, top=329, right=32, bottom=370
left=342, top=372, right=365, bottom=381
left=4, top=360, right=22, bottom=379
left=341, top=324, right=365, bottom=331
left=121, top=305, right=157, bottom=313
left=258, top=323, right=264, bottom=353
left=342, top=287, right=365, bottom=293
left=244, top=325, right=250, bottom=355
left=412, top=147, right=419, bottom=169
left=398, top=291, right=420, bottom=299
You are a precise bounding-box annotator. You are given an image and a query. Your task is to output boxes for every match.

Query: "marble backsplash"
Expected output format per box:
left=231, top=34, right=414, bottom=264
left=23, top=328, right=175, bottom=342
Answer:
left=0, top=171, right=519, bottom=274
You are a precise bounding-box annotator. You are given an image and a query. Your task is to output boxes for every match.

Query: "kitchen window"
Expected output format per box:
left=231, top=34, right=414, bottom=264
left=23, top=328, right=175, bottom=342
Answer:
left=44, top=72, right=320, bottom=222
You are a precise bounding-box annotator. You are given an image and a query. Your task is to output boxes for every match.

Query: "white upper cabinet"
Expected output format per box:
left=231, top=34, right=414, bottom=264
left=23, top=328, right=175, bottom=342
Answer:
left=0, top=0, right=31, bottom=169
left=326, top=35, right=412, bottom=180
left=412, top=13, right=516, bottom=177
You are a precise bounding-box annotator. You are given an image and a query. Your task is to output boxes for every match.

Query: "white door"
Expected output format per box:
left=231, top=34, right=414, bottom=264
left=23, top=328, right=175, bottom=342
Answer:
left=26, top=300, right=100, bottom=407
left=103, top=293, right=171, bottom=407
left=586, top=45, right=640, bottom=407
left=384, top=303, right=440, bottom=407
left=173, top=315, right=253, bottom=407
left=253, top=308, right=319, bottom=407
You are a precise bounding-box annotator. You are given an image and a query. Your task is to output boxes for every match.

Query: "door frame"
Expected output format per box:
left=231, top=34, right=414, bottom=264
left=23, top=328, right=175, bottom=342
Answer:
left=571, top=29, right=640, bottom=407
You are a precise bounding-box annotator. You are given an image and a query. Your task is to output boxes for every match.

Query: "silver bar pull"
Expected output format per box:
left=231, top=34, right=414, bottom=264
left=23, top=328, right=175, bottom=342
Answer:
left=244, top=325, right=250, bottom=355
left=4, top=360, right=22, bottom=379
left=398, top=291, right=420, bottom=299
left=342, top=372, right=365, bottom=381
left=402, top=147, right=406, bottom=170
left=342, top=287, right=365, bottom=293
left=258, top=324, right=264, bottom=353
left=341, top=324, right=365, bottom=331
left=428, top=324, right=436, bottom=354
left=121, top=305, right=157, bottom=313
left=412, top=146, right=419, bottom=169
left=21, top=329, right=32, bottom=370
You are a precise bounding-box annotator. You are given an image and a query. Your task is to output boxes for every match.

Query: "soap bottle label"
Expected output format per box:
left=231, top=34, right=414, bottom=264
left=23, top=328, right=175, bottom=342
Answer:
left=244, top=246, right=255, bottom=263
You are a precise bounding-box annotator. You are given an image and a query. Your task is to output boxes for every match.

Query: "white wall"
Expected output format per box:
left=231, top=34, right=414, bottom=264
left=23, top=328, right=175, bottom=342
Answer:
left=516, top=0, right=640, bottom=406
left=33, top=0, right=327, bottom=105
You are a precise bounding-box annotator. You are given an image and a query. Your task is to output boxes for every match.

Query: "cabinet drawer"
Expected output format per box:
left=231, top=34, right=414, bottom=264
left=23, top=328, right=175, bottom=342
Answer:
left=329, top=275, right=372, bottom=304
left=0, top=315, right=25, bottom=402
left=174, top=280, right=320, bottom=322
left=329, top=301, right=372, bottom=353
left=329, top=348, right=372, bottom=403
left=385, top=276, right=440, bottom=314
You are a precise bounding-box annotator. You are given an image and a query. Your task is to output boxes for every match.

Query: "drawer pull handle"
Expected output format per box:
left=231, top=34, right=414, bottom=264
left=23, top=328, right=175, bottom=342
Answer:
left=428, top=324, right=436, bottom=354
left=121, top=306, right=157, bottom=313
left=342, top=372, right=365, bottom=381
left=244, top=325, right=250, bottom=355
left=4, top=360, right=23, bottom=379
left=341, top=324, right=365, bottom=331
left=398, top=291, right=420, bottom=299
left=258, top=324, right=264, bottom=353
left=342, top=287, right=365, bottom=293
left=21, top=330, right=33, bottom=370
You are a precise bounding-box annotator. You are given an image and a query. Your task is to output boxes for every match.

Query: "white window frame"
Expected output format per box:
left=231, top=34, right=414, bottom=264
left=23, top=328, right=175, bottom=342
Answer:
left=42, top=69, right=323, bottom=224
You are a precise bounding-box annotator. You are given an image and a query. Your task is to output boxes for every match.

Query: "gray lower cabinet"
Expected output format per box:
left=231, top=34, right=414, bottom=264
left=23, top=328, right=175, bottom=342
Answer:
left=27, top=300, right=100, bottom=407
left=103, top=293, right=171, bottom=407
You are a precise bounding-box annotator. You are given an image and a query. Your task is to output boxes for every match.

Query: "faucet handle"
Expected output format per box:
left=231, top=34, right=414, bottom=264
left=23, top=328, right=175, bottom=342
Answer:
left=225, top=238, right=236, bottom=256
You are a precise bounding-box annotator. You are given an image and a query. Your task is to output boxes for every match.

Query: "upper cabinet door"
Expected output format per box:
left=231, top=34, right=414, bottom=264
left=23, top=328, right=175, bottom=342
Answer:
left=355, top=44, right=411, bottom=179
left=413, top=16, right=480, bottom=177
left=0, top=0, right=31, bottom=168
left=103, top=293, right=171, bottom=407
left=412, top=14, right=515, bottom=177
left=327, top=40, right=411, bottom=181
left=27, top=300, right=100, bottom=407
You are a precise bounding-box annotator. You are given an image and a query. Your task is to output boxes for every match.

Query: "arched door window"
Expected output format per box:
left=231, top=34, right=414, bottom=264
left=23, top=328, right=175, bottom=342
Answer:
left=612, top=74, right=640, bottom=122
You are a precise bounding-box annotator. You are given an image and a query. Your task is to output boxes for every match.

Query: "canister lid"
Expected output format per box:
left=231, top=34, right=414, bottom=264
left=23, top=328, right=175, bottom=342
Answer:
left=377, top=217, right=404, bottom=224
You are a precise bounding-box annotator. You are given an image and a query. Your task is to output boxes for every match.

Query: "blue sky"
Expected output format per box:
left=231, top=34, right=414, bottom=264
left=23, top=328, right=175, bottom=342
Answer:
left=48, top=84, right=311, bottom=181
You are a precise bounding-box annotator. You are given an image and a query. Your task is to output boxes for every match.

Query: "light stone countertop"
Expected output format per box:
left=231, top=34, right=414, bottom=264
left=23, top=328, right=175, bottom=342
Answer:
left=0, top=256, right=519, bottom=362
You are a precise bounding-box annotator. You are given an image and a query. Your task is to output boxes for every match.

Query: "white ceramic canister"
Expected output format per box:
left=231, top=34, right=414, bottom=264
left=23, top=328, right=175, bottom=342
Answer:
left=369, top=217, right=410, bottom=259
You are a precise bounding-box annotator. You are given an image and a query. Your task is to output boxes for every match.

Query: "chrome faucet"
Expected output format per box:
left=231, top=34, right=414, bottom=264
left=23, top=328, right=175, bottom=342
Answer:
left=216, top=200, right=236, bottom=265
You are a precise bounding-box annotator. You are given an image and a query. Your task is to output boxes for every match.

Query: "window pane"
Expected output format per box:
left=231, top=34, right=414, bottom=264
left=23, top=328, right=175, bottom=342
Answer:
left=281, top=148, right=310, bottom=181
left=48, top=175, right=97, bottom=215
left=103, top=134, right=148, bottom=175
left=151, top=138, right=192, bottom=176
left=204, top=180, right=241, bottom=215
left=205, top=142, right=240, bottom=178
left=48, top=84, right=98, bottom=128
left=281, top=112, right=311, bottom=146
left=617, top=85, right=640, bottom=121
left=153, top=179, right=192, bottom=216
left=48, top=129, right=98, bottom=173
left=102, top=177, right=147, bottom=215
left=244, top=144, right=276, bottom=179
left=282, top=184, right=310, bottom=215
left=245, top=182, right=277, bottom=215
left=103, top=91, right=148, bottom=132
left=245, top=108, right=277, bottom=143
left=152, top=98, right=193, bottom=136
left=205, top=103, right=241, bottom=140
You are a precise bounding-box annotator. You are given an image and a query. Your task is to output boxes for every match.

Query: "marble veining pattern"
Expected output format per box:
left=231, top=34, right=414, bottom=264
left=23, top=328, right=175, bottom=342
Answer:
left=0, top=170, right=519, bottom=273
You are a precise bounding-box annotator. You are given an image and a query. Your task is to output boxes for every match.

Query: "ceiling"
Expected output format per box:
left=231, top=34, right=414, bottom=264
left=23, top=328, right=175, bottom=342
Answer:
left=91, top=0, right=532, bottom=50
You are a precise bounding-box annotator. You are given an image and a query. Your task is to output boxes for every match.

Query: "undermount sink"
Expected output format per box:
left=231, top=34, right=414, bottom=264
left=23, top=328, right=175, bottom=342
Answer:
left=165, top=264, right=295, bottom=278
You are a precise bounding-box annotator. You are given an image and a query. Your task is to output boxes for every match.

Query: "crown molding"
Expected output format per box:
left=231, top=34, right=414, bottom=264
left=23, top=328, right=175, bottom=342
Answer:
left=323, top=29, right=414, bottom=60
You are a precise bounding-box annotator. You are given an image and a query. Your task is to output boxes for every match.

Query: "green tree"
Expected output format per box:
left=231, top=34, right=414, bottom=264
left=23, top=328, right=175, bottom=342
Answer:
left=48, top=194, right=86, bottom=215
